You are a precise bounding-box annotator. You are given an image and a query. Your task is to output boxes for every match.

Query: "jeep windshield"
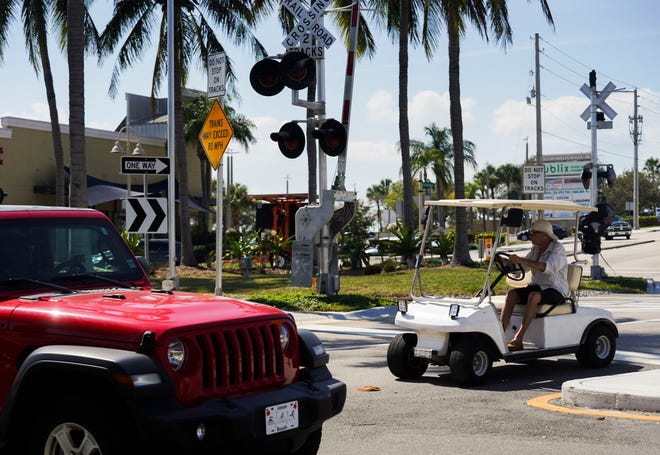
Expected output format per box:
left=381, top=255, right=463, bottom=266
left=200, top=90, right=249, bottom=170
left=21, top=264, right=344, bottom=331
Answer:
left=0, top=216, right=150, bottom=300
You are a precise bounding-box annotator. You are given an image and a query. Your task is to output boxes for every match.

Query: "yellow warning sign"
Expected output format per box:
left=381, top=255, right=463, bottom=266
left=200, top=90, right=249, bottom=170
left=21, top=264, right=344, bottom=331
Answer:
left=199, top=98, right=234, bottom=170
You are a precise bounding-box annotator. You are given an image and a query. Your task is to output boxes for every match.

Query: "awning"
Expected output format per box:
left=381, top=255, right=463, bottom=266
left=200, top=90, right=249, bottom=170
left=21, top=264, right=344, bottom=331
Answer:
left=83, top=172, right=211, bottom=212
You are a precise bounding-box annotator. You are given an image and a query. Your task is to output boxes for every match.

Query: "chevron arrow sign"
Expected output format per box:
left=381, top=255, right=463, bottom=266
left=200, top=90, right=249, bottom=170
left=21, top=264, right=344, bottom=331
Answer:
left=126, top=198, right=167, bottom=234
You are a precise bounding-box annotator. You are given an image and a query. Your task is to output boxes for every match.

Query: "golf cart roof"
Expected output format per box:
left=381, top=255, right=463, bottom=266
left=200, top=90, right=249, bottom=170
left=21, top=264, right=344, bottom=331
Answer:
left=425, top=198, right=597, bottom=212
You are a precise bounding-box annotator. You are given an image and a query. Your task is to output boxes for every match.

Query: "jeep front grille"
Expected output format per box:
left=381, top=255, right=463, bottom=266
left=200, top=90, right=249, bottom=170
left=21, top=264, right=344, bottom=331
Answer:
left=194, top=322, right=286, bottom=395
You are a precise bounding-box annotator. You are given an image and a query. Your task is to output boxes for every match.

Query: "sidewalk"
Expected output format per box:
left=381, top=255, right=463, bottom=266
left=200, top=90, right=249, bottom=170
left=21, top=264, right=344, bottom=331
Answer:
left=562, top=370, right=660, bottom=413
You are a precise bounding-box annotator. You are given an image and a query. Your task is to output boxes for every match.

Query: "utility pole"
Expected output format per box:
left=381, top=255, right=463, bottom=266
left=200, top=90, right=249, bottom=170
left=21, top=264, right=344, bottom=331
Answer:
left=629, top=89, right=643, bottom=230
left=534, top=34, right=544, bottom=217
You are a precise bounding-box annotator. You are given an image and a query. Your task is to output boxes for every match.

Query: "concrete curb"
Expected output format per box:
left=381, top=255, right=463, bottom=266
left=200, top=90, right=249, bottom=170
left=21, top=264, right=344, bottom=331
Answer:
left=561, top=370, right=660, bottom=413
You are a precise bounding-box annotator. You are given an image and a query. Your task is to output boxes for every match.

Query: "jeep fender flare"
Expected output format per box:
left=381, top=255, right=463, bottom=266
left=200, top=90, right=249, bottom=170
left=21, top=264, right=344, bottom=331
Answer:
left=0, top=345, right=172, bottom=438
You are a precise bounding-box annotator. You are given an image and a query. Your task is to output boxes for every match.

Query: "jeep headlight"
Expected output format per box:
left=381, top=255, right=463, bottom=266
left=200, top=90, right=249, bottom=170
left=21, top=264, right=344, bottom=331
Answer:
left=280, top=324, right=291, bottom=352
left=167, top=338, right=186, bottom=372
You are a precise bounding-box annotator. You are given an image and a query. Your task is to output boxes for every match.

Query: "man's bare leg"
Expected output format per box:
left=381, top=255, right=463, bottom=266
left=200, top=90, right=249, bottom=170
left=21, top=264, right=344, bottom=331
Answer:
left=510, top=292, right=541, bottom=347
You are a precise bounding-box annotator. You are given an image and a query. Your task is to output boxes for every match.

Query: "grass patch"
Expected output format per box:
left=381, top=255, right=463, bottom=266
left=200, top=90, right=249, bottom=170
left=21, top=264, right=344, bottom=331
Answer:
left=151, top=265, right=648, bottom=313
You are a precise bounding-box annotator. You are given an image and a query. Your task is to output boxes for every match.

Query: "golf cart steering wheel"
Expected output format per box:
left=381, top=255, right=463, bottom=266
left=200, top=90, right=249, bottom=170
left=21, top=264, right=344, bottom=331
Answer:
left=494, top=252, right=525, bottom=281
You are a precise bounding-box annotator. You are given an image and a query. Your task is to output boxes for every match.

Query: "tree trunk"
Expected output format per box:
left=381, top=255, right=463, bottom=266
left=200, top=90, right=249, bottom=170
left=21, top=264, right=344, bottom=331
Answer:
left=447, top=18, right=474, bottom=266
left=173, top=12, right=197, bottom=266
left=67, top=0, right=87, bottom=208
left=399, top=0, right=414, bottom=240
left=37, top=22, right=66, bottom=207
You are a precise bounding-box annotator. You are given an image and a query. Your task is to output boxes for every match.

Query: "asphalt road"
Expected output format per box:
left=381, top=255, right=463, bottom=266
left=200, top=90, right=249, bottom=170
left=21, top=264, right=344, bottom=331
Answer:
left=295, top=295, right=660, bottom=455
left=294, top=224, right=660, bottom=455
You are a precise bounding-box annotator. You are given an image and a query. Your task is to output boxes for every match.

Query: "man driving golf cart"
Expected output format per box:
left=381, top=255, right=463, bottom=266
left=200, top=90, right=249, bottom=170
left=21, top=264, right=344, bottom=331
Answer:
left=387, top=199, right=618, bottom=386
left=498, top=219, right=568, bottom=352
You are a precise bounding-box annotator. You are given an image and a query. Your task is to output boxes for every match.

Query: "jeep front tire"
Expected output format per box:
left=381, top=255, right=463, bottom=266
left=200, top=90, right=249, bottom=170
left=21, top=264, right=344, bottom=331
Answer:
left=28, top=396, right=137, bottom=455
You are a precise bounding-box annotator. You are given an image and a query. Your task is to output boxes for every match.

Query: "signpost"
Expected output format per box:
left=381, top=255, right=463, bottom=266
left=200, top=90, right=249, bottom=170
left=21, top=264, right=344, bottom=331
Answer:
left=121, top=156, right=170, bottom=175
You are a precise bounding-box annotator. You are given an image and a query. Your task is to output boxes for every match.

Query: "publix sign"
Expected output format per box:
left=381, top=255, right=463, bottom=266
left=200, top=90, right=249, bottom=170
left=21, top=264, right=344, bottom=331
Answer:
left=542, top=153, right=591, bottom=219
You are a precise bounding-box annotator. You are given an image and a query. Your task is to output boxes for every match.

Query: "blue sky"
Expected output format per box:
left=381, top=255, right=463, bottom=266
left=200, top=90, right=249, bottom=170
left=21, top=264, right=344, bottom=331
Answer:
left=1, top=0, right=659, bottom=200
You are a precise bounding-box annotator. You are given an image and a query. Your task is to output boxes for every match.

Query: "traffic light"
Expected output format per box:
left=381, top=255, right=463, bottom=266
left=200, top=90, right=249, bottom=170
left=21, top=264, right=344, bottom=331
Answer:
left=279, top=51, right=315, bottom=90
left=250, top=52, right=315, bottom=96
left=249, top=58, right=285, bottom=96
left=579, top=212, right=602, bottom=254
left=580, top=163, right=616, bottom=190
left=312, top=119, right=347, bottom=157
left=578, top=202, right=614, bottom=255
left=270, top=122, right=305, bottom=159
left=599, top=164, right=616, bottom=188
left=580, top=164, right=592, bottom=190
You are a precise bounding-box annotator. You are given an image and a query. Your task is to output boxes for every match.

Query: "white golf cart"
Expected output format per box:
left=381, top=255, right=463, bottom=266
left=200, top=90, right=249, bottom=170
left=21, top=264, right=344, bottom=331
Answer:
left=387, top=199, right=618, bottom=386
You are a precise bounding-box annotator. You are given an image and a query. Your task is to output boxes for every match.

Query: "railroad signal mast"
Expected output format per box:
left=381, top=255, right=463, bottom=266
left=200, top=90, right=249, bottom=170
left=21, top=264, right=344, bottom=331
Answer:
left=249, top=0, right=359, bottom=295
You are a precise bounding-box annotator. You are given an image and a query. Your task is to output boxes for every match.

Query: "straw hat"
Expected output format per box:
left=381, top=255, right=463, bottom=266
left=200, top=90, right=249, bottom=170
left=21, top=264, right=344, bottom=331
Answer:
left=531, top=219, right=558, bottom=241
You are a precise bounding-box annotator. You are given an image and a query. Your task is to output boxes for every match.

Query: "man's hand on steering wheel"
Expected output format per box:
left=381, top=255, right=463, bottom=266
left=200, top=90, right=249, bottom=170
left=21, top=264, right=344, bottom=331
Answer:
left=494, top=252, right=525, bottom=281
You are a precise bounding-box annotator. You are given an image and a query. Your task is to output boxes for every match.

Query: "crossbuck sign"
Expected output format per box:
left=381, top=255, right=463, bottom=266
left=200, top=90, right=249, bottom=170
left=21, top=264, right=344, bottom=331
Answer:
left=281, top=0, right=335, bottom=57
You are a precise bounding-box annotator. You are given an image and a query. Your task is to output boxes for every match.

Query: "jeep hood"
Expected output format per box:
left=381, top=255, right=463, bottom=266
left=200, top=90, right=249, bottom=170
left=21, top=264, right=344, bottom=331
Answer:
left=5, top=290, right=290, bottom=344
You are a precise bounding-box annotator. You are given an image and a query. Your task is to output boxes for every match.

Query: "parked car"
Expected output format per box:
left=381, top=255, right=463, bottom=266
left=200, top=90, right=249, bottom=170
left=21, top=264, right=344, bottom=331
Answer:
left=605, top=220, right=632, bottom=240
left=0, top=206, right=345, bottom=453
left=516, top=223, right=570, bottom=241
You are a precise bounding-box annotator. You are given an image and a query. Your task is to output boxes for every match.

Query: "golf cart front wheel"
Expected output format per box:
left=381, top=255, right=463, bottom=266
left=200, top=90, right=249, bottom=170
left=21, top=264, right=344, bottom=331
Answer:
left=576, top=324, right=616, bottom=368
left=449, top=337, right=493, bottom=386
left=387, top=333, right=429, bottom=379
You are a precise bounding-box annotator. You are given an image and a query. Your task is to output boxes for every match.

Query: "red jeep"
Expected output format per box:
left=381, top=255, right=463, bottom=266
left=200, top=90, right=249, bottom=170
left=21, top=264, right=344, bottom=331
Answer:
left=0, top=206, right=345, bottom=454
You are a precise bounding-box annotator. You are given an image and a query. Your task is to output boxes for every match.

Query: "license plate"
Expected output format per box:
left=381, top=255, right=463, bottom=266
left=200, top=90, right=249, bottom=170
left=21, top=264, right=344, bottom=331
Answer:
left=265, top=400, right=299, bottom=435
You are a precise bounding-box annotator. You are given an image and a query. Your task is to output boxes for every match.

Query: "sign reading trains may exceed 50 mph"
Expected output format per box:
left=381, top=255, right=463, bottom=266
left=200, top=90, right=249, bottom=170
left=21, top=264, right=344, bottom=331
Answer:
left=199, top=99, right=234, bottom=170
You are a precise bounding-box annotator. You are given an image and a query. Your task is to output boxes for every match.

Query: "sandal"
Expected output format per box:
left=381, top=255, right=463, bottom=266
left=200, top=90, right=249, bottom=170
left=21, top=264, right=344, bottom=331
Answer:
left=507, top=340, right=524, bottom=351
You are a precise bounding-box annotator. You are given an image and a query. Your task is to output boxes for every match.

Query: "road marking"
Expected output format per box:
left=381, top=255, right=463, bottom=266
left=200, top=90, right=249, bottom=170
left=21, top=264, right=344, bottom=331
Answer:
left=528, top=393, right=660, bottom=422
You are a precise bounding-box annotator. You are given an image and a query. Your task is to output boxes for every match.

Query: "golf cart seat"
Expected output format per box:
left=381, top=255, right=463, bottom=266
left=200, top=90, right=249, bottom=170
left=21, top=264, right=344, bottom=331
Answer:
left=498, top=264, right=583, bottom=317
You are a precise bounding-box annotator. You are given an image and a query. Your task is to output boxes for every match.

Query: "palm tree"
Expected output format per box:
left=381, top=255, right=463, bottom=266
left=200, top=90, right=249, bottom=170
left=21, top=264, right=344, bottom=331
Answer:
left=495, top=163, right=522, bottom=198
left=439, top=0, right=554, bottom=266
left=0, top=0, right=98, bottom=206
left=366, top=178, right=392, bottom=232
left=67, top=0, right=87, bottom=207
left=367, top=0, right=443, bottom=252
left=100, top=0, right=270, bottom=266
left=410, top=123, right=476, bottom=227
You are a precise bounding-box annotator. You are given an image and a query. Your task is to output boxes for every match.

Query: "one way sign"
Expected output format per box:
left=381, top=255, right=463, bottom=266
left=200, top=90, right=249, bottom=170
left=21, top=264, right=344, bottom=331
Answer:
left=126, top=198, right=167, bottom=234
left=121, top=156, right=170, bottom=175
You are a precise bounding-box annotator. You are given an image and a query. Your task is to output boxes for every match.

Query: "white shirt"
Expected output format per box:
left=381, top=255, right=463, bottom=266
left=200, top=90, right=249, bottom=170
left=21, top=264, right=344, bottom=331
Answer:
left=524, top=240, right=568, bottom=297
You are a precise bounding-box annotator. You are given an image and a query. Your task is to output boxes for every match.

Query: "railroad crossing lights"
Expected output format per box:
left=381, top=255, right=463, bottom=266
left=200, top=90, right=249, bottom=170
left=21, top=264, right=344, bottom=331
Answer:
left=198, top=99, right=234, bottom=170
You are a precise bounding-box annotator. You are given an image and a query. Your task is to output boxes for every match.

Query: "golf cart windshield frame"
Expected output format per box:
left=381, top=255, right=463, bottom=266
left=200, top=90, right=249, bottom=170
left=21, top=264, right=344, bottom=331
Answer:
left=410, top=199, right=597, bottom=303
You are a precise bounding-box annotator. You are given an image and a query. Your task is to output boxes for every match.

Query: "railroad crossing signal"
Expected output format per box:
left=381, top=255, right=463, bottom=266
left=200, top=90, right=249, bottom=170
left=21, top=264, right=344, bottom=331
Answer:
left=580, top=78, right=617, bottom=130
left=198, top=99, right=234, bottom=170
left=250, top=52, right=315, bottom=97
left=281, top=0, right=335, bottom=57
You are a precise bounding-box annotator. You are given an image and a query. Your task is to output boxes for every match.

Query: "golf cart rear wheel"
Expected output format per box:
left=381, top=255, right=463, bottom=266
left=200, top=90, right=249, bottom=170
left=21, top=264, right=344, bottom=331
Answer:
left=449, top=337, right=493, bottom=386
left=576, top=324, right=616, bottom=368
left=387, top=333, right=428, bottom=379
